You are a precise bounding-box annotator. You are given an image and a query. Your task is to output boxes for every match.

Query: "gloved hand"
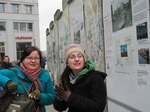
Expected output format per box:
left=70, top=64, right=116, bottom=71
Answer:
left=28, top=90, right=41, bottom=101
left=6, top=81, right=18, bottom=92
left=56, top=83, right=71, bottom=102
left=55, top=85, right=63, bottom=101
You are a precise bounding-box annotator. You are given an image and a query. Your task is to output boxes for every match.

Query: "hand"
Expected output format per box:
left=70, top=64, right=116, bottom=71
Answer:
left=55, top=85, right=63, bottom=101
left=56, top=83, right=71, bottom=102
left=28, top=90, right=41, bottom=101
left=6, top=81, right=18, bottom=92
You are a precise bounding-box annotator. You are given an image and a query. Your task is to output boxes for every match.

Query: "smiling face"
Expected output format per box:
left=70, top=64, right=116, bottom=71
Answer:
left=67, top=52, right=85, bottom=75
left=23, top=51, right=40, bottom=70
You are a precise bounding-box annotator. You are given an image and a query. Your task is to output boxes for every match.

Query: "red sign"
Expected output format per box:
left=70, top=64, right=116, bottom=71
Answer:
left=15, top=36, right=32, bottom=39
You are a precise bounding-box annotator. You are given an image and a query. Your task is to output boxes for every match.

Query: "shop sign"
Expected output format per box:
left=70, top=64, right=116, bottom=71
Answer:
left=15, top=36, right=32, bottom=39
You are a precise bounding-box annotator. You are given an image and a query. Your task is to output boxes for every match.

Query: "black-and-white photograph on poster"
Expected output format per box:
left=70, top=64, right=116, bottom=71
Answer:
left=136, top=22, right=148, bottom=40
left=111, top=0, right=132, bottom=32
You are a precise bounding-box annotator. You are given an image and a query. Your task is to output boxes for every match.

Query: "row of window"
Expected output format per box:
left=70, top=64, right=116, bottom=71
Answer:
left=0, top=22, right=33, bottom=31
left=0, top=3, right=32, bottom=14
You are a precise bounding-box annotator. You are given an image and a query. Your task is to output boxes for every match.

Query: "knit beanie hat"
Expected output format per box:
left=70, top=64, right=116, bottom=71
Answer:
left=64, top=44, right=85, bottom=63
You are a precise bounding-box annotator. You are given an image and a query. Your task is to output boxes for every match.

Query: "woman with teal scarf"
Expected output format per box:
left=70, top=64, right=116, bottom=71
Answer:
left=53, top=44, right=107, bottom=112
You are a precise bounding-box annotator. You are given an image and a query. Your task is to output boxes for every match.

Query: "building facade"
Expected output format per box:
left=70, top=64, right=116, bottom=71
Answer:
left=0, top=0, right=40, bottom=62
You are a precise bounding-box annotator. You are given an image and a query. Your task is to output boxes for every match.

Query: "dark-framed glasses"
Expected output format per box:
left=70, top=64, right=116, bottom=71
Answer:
left=25, top=57, right=39, bottom=61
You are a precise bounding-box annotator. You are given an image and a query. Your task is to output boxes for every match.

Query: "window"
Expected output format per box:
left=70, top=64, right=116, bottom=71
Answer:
left=0, top=3, right=4, bottom=12
left=26, top=5, right=32, bottom=14
left=20, top=23, right=26, bottom=31
left=0, top=22, right=5, bottom=31
left=13, top=22, right=33, bottom=31
left=12, top=4, right=19, bottom=13
left=16, top=42, right=31, bottom=61
left=14, top=22, right=18, bottom=31
left=27, top=23, right=32, bottom=31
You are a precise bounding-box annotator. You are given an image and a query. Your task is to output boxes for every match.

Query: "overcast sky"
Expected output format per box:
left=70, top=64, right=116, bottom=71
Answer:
left=38, top=0, right=62, bottom=51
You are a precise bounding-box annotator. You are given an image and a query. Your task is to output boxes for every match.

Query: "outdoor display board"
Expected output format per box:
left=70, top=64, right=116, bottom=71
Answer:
left=103, top=0, right=150, bottom=111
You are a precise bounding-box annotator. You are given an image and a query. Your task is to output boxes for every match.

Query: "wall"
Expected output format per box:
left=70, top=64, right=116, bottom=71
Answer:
left=46, top=0, right=150, bottom=112
left=46, top=0, right=105, bottom=84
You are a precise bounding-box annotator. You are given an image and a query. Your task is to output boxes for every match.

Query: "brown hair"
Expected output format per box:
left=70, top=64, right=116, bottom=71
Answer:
left=2, top=56, right=10, bottom=62
left=61, top=62, right=89, bottom=90
left=19, top=46, right=42, bottom=66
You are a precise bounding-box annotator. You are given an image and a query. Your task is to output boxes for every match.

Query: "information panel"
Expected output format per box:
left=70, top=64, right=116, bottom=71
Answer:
left=103, top=0, right=150, bottom=112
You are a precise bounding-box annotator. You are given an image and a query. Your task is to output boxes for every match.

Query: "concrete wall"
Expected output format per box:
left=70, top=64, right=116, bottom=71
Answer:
left=46, top=0, right=105, bottom=85
left=46, top=0, right=150, bottom=112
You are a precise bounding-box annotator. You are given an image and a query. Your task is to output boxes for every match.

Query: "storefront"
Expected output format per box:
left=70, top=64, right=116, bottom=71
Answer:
left=0, top=43, right=5, bottom=61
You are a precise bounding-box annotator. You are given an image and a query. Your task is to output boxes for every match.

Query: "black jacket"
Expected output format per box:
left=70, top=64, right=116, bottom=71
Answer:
left=0, top=62, right=12, bottom=69
left=53, top=70, right=107, bottom=112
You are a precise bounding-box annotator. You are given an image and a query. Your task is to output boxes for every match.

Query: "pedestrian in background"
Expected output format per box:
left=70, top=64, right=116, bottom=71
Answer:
left=0, top=56, right=12, bottom=91
left=0, top=56, right=12, bottom=69
left=0, top=46, right=56, bottom=112
left=53, top=44, right=107, bottom=112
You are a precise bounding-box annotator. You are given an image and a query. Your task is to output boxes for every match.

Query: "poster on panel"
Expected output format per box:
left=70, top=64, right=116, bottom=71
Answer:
left=103, top=0, right=150, bottom=111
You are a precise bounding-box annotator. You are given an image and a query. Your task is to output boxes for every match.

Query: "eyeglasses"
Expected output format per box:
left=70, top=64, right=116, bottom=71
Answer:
left=69, top=54, right=83, bottom=59
left=25, top=57, right=39, bottom=61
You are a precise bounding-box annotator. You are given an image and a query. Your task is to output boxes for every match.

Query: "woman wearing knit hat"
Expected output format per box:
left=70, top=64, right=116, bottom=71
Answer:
left=53, top=44, right=107, bottom=112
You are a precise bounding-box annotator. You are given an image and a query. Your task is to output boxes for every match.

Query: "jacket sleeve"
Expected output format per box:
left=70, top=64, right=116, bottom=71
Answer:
left=53, top=97, right=68, bottom=111
left=37, top=71, right=56, bottom=106
left=67, top=74, right=107, bottom=112
left=0, top=69, right=14, bottom=87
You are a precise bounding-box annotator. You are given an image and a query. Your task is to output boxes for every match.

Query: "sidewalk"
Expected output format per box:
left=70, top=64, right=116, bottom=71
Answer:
left=46, top=105, right=67, bottom=112
left=46, top=105, right=57, bottom=112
